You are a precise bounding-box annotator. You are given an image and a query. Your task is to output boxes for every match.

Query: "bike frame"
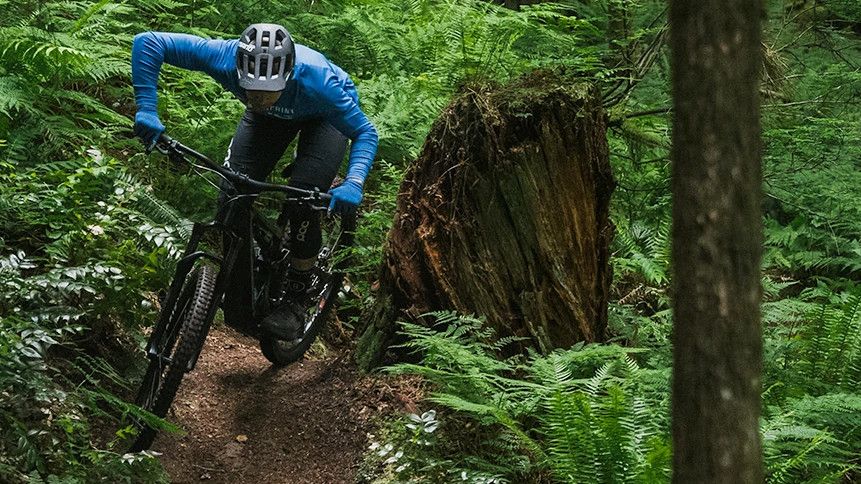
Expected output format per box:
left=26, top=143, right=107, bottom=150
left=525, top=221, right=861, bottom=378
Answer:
left=142, top=135, right=331, bottom=373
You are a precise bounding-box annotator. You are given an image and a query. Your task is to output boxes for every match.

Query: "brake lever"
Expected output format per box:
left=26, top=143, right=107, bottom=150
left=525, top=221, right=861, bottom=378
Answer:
left=289, top=196, right=330, bottom=212
left=143, top=137, right=169, bottom=156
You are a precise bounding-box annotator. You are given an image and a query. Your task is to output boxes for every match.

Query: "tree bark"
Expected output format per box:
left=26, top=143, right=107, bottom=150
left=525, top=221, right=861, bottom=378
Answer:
left=669, top=1, right=764, bottom=483
left=503, top=0, right=520, bottom=11
left=356, top=71, right=615, bottom=369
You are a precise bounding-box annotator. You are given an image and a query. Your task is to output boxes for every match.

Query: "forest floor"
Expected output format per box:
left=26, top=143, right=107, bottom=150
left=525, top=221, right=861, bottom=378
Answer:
left=150, top=326, right=421, bottom=483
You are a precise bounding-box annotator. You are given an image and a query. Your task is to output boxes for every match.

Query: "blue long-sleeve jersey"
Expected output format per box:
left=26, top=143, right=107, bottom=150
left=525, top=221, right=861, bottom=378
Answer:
left=131, top=32, right=377, bottom=187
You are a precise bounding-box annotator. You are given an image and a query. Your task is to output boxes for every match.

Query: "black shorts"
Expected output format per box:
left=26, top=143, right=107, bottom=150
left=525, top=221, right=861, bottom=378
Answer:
left=223, top=109, right=348, bottom=190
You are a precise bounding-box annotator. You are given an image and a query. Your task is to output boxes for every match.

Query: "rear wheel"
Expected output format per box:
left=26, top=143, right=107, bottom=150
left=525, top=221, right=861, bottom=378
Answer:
left=129, top=265, right=216, bottom=451
left=260, top=212, right=355, bottom=366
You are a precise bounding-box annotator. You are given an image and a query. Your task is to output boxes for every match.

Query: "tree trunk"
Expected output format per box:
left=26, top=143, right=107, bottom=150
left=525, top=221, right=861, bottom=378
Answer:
left=503, top=0, right=520, bottom=11
left=356, top=71, right=615, bottom=369
left=607, top=0, right=633, bottom=65
left=491, top=0, right=545, bottom=10
left=669, top=1, right=764, bottom=482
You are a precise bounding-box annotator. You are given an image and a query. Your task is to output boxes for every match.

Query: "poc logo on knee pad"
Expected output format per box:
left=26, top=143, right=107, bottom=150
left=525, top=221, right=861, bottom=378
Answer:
left=296, top=220, right=310, bottom=242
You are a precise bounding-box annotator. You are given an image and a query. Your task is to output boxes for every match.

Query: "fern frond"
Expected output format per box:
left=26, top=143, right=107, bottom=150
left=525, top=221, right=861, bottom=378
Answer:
left=0, top=76, right=37, bottom=117
left=0, top=27, right=91, bottom=78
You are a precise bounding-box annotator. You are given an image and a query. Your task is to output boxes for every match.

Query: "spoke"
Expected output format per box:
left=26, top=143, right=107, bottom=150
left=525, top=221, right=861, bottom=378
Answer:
left=157, top=295, right=193, bottom=363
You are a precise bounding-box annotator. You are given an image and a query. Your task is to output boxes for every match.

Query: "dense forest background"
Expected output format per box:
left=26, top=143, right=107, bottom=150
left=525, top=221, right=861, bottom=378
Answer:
left=0, top=0, right=859, bottom=482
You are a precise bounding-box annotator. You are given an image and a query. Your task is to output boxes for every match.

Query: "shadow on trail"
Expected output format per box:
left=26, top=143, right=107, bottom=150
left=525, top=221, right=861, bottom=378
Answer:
left=152, top=327, right=374, bottom=484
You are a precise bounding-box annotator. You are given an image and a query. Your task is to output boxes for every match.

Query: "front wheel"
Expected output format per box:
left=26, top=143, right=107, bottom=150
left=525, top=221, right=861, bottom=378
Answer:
left=129, top=264, right=216, bottom=452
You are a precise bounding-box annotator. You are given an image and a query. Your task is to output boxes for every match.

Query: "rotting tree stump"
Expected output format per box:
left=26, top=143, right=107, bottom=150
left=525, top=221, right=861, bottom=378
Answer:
left=356, top=71, right=615, bottom=369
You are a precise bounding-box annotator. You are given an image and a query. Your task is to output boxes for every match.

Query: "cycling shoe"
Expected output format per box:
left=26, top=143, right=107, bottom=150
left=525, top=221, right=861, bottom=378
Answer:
left=260, top=300, right=306, bottom=340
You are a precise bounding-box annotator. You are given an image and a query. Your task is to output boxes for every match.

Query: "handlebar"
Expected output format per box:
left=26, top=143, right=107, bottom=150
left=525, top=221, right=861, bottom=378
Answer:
left=153, top=134, right=332, bottom=204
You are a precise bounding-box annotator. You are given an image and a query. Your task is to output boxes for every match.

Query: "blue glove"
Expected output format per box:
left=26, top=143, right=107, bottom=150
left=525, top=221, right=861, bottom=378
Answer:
left=328, top=179, right=363, bottom=215
left=133, top=110, right=165, bottom=148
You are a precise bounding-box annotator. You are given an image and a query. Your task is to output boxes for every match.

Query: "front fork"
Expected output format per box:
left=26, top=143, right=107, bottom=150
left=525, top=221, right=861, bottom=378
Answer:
left=143, top=218, right=241, bottom=372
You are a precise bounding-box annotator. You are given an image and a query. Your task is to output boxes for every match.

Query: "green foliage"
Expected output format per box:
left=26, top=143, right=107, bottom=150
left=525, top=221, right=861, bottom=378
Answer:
left=612, top=217, right=671, bottom=288
left=764, top=283, right=861, bottom=397
left=0, top=0, right=239, bottom=167
left=763, top=393, right=861, bottom=483
left=537, top=356, right=670, bottom=483
left=0, top=3, right=134, bottom=163
left=0, top=146, right=184, bottom=479
left=386, top=309, right=860, bottom=483
left=0, top=316, right=168, bottom=483
left=0, top=0, right=857, bottom=480
left=798, top=289, right=861, bottom=390
left=757, top=283, right=861, bottom=482
left=379, top=313, right=671, bottom=483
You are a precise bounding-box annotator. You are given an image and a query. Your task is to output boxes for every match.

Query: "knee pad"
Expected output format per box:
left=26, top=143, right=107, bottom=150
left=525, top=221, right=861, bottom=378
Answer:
left=285, top=181, right=323, bottom=259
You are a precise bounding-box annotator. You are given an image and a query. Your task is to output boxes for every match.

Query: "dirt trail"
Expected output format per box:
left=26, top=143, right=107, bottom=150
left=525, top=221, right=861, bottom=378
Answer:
left=152, top=327, right=413, bottom=483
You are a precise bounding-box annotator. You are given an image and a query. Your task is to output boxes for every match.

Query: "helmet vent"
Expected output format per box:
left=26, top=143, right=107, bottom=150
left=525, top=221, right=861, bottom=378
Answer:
left=236, top=23, right=294, bottom=90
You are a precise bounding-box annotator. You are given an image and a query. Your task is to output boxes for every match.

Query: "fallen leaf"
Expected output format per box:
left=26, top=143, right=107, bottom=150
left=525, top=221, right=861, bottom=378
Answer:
left=235, top=434, right=248, bottom=443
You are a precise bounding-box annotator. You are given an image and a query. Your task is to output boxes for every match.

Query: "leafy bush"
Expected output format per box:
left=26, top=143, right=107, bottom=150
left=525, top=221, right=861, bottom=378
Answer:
left=374, top=313, right=671, bottom=483
left=0, top=315, right=168, bottom=483
left=0, top=147, right=184, bottom=479
left=380, top=309, right=859, bottom=483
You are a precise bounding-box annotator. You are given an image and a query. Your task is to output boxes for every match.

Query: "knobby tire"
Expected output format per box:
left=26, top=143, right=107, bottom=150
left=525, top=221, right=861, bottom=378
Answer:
left=129, top=265, right=216, bottom=452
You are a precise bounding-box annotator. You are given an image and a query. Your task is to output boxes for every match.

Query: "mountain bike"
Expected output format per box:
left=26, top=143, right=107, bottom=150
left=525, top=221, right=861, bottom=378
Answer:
left=128, top=134, right=355, bottom=452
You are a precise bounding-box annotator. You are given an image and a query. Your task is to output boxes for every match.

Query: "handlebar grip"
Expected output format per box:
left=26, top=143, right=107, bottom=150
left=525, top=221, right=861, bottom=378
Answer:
left=153, top=134, right=185, bottom=164
left=155, top=133, right=175, bottom=151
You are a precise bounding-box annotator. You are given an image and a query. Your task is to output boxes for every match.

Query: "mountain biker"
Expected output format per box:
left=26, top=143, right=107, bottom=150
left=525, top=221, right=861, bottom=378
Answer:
left=131, top=23, right=377, bottom=340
